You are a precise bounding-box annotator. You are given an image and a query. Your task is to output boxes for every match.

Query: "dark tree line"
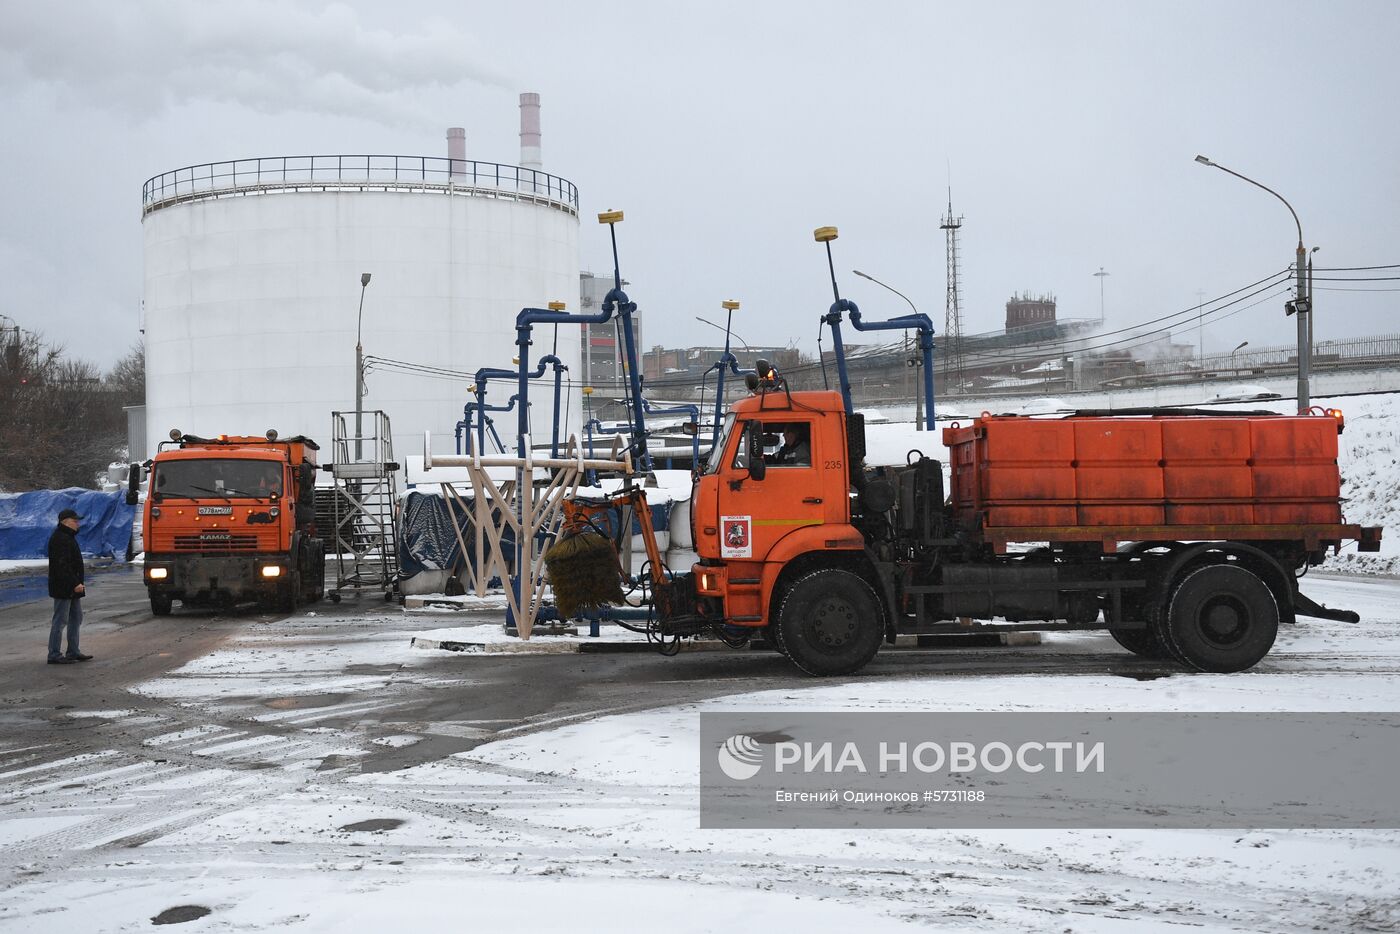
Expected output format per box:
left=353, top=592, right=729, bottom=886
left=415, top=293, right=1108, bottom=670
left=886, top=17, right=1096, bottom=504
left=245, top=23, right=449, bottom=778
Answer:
left=0, top=330, right=144, bottom=492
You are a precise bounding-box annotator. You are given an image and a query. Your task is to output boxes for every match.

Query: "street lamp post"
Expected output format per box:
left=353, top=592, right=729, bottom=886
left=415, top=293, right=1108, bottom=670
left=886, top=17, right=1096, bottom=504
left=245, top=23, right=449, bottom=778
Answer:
left=1194, top=155, right=1310, bottom=410
left=696, top=302, right=742, bottom=445
left=354, top=272, right=372, bottom=460
left=852, top=269, right=924, bottom=425
left=1093, top=267, right=1109, bottom=323
left=1231, top=340, right=1249, bottom=374
left=694, top=314, right=749, bottom=349
left=1196, top=289, right=1206, bottom=363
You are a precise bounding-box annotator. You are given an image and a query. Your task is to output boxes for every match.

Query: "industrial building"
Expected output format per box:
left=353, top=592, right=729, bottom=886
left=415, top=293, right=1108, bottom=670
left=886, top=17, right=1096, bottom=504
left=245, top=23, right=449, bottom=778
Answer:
left=137, top=93, right=581, bottom=460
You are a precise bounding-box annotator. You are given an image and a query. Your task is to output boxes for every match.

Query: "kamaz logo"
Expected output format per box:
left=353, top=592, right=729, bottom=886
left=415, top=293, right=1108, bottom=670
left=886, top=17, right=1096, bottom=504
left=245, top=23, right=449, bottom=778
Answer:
left=200, top=532, right=232, bottom=541
left=197, top=506, right=233, bottom=516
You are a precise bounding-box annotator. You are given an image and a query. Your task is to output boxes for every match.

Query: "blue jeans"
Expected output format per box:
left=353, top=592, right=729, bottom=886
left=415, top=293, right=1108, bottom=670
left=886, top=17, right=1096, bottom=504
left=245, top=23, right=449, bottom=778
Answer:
left=48, top=598, right=83, bottom=661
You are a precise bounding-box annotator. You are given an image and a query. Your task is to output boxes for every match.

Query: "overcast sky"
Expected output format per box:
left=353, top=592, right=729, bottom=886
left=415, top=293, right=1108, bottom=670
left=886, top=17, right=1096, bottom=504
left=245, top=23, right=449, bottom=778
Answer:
left=2, top=0, right=1397, bottom=369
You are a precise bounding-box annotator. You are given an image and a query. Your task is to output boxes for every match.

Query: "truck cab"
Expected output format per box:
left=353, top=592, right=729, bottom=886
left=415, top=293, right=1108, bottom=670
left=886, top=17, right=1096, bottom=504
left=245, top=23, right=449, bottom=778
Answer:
left=687, top=391, right=883, bottom=668
left=142, top=433, right=324, bottom=615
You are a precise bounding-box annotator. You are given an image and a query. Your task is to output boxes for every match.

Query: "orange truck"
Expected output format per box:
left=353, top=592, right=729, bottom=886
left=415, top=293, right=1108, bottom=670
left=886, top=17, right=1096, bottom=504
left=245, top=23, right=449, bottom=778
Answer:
left=139, top=431, right=325, bottom=615
left=651, top=378, right=1381, bottom=676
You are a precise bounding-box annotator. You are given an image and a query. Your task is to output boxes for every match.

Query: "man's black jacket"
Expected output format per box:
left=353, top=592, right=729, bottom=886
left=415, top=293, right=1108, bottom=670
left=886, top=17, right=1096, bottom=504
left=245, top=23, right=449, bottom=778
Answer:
left=47, top=524, right=84, bottom=600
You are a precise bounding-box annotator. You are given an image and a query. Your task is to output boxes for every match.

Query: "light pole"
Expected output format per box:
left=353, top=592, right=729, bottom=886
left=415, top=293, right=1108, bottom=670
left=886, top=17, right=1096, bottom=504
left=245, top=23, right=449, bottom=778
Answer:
left=354, top=272, right=372, bottom=460
left=1195, top=289, right=1206, bottom=363
left=852, top=269, right=923, bottom=425
left=1231, top=340, right=1249, bottom=374
left=1195, top=155, right=1310, bottom=410
left=697, top=302, right=743, bottom=446
left=694, top=314, right=748, bottom=349
left=1093, top=267, right=1109, bottom=323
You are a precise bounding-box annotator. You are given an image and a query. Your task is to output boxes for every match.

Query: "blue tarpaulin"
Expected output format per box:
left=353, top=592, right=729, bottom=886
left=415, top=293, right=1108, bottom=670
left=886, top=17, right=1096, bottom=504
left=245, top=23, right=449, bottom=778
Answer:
left=0, top=489, right=136, bottom=560
left=397, top=491, right=510, bottom=581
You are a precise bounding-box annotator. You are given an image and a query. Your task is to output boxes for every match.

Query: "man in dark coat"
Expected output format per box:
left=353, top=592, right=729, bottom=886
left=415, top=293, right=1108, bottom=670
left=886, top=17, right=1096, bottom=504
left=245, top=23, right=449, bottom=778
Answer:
left=47, top=508, right=91, bottom=664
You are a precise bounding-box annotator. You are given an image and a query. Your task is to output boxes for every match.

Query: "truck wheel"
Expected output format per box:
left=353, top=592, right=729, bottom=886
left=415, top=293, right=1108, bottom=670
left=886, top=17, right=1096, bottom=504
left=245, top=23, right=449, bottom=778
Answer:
left=1163, top=564, right=1278, bottom=672
left=150, top=593, right=173, bottom=616
left=775, top=568, right=883, bottom=676
left=279, top=571, right=302, bottom=614
left=761, top=622, right=787, bottom=655
left=1108, top=627, right=1171, bottom=659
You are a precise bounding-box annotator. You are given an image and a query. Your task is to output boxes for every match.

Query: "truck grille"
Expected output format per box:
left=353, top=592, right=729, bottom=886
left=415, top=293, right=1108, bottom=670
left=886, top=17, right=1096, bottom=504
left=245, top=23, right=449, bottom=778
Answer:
left=172, top=533, right=260, bottom=552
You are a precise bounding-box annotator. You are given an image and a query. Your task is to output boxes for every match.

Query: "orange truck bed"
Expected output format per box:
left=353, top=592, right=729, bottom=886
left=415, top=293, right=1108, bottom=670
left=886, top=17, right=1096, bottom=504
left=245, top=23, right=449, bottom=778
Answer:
left=943, top=413, right=1377, bottom=552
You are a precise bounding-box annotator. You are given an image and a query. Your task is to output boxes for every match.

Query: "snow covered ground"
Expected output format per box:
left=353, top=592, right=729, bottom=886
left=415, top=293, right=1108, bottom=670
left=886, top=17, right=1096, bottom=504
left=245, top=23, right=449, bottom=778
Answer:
left=2, top=574, right=1398, bottom=932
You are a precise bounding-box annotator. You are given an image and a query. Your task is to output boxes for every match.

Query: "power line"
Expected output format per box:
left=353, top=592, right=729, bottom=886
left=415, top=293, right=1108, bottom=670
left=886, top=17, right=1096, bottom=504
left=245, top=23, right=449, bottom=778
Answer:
left=1310, top=275, right=1400, bottom=282
left=957, top=276, right=1292, bottom=367
left=1313, top=285, right=1400, bottom=293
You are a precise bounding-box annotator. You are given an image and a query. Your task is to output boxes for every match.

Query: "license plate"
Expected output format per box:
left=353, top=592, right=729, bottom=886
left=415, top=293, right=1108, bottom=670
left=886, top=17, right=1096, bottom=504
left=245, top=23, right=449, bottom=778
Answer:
left=197, top=506, right=233, bottom=516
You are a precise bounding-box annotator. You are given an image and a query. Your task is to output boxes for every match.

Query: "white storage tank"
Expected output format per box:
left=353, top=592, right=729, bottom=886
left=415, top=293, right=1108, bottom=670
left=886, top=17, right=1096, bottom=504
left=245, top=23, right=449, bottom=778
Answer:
left=141, top=100, right=581, bottom=461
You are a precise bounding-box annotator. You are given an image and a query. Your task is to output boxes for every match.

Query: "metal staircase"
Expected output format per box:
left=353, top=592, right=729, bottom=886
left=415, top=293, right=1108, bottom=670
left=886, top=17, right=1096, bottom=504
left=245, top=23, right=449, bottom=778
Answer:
left=327, top=410, right=401, bottom=602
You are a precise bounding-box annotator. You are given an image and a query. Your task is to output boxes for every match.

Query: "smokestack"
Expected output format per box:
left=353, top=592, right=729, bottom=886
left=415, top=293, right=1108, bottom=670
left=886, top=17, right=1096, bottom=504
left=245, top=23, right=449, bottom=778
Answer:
left=519, top=92, right=542, bottom=171
left=446, top=127, right=466, bottom=178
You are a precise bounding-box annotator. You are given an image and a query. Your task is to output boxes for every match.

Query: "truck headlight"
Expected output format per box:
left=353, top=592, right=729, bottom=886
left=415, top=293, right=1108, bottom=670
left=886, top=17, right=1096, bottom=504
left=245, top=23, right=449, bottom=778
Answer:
left=261, top=566, right=282, bottom=578
left=148, top=567, right=168, bottom=580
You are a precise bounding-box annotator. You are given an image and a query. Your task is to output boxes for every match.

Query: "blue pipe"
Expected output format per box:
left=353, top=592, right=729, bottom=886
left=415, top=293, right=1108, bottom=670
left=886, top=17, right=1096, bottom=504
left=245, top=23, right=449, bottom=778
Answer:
left=475, top=358, right=554, bottom=456
left=825, top=298, right=937, bottom=428
left=508, top=305, right=621, bottom=633
left=706, top=353, right=755, bottom=446
left=462, top=394, right=523, bottom=455
left=584, top=417, right=603, bottom=457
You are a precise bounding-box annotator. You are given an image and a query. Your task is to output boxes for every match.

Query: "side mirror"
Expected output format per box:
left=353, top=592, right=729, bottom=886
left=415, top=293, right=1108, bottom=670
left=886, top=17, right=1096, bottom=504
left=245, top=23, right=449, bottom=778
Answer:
left=125, top=463, right=141, bottom=506
left=681, top=421, right=698, bottom=437
left=748, top=426, right=766, bottom=481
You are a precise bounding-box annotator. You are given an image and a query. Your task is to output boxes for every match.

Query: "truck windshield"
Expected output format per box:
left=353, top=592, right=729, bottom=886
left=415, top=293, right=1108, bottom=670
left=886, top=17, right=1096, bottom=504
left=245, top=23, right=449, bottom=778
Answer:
left=153, top=459, right=283, bottom=499
left=704, top=413, right=737, bottom=475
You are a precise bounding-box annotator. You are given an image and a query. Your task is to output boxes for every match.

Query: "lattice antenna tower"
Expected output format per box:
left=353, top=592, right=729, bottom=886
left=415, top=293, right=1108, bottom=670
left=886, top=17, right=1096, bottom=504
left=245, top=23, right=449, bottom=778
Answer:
left=939, top=190, right=965, bottom=389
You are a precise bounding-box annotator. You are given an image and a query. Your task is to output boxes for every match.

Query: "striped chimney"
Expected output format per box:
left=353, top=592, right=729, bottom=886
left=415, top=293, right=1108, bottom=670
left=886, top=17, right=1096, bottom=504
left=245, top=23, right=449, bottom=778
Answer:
left=446, top=127, right=466, bottom=177
left=519, top=92, right=542, bottom=171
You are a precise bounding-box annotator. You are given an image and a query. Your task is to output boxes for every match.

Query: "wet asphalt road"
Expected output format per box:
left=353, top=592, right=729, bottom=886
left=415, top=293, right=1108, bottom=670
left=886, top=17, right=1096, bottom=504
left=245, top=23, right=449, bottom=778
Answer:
left=0, top=564, right=1185, bottom=777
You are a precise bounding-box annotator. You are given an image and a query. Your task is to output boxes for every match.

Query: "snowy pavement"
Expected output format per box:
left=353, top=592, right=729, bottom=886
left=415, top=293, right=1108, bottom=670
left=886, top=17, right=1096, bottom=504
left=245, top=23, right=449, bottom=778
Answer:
left=1, top=576, right=1398, bottom=932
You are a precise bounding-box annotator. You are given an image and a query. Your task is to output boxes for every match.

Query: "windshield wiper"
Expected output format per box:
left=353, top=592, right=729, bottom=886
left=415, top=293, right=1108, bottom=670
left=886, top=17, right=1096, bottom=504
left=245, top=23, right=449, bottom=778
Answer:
left=190, top=485, right=230, bottom=498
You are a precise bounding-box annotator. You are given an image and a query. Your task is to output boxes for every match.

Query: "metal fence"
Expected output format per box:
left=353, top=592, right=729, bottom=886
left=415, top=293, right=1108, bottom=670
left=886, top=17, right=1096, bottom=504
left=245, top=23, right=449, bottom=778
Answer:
left=1136, top=333, right=1400, bottom=379
left=142, top=155, right=579, bottom=216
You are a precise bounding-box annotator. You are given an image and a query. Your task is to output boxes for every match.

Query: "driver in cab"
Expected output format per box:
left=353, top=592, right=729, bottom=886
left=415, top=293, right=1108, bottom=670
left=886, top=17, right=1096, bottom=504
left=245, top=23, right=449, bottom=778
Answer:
left=765, top=424, right=811, bottom=467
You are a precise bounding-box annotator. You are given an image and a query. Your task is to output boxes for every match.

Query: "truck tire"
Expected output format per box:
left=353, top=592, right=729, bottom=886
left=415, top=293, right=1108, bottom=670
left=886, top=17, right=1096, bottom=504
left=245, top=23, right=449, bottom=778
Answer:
left=761, top=622, right=787, bottom=655
left=279, top=570, right=302, bottom=614
left=150, top=593, right=173, bottom=616
left=1108, top=626, right=1171, bottom=659
left=1162, top=564, right=1278, bottom=672
left=775, top=568, right=883, bottom=676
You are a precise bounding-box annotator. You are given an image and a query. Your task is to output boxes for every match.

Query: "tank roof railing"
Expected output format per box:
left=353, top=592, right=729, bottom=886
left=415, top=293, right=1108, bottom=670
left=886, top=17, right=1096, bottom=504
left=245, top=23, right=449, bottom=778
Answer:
left=142, top=155, right=579, bottom=217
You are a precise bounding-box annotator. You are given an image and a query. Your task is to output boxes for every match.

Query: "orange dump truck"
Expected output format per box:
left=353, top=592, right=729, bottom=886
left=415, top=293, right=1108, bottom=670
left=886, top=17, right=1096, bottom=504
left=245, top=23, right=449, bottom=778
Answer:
left=651, top=385, right=1381, bottom=676
left=140, top=431, right=325, bottom=615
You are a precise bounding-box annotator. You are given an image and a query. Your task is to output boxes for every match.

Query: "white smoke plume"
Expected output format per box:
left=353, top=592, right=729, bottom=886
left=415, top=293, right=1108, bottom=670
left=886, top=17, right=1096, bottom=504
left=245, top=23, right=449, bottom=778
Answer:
left=0, top=2, right=512, bottom=129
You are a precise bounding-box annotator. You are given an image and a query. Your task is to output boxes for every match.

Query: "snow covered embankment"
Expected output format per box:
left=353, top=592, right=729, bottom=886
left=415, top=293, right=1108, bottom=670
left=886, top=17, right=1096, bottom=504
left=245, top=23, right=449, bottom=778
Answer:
left=1325, top=393, right=1399, bottom=575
